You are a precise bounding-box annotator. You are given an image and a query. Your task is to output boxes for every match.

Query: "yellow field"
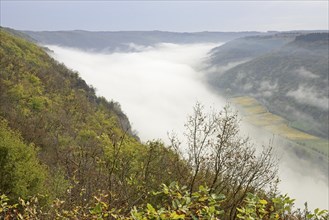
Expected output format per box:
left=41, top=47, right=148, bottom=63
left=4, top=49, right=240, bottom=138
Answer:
left=244, top=105, right=268, bottom=115
left=231, top=96, right=259, bottom=107
left=245, top=113, right=284, bottom=126
left=264, top=124, right=317, bottom=140
left=231, top=96, right=328, bottom=155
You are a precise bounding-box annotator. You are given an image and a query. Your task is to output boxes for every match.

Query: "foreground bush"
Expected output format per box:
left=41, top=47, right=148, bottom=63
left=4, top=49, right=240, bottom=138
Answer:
left=1, top=183, right=328, bottom=220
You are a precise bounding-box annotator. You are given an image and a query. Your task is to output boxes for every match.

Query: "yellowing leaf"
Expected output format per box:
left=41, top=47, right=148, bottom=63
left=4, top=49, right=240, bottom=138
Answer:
left=170, top=212, right=185, bottom=219
left=259, top=199, right=268, bottom=205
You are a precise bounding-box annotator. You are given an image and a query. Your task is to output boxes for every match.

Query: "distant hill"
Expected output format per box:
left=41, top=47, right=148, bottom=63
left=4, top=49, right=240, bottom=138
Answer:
left=207, top=32, right=329, bottom=139
left=21, top=29, right=266, bottom=51
left=207, top=33, right=297, bottom=66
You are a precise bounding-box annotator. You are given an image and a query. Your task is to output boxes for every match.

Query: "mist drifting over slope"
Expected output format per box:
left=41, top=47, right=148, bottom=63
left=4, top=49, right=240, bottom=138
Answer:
left=47, top=43, right=226, bottom=141
left=46, top=43, right=328, bottom=210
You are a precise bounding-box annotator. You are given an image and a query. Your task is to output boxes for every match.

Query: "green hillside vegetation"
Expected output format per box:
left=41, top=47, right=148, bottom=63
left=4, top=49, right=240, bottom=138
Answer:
left=0, top=27, right=193, bottom=208
left=0, top=119, right=48, bottom=201
left=0, top=28, right=328, bottom=219
left=208, top=33, right=329, bottom=140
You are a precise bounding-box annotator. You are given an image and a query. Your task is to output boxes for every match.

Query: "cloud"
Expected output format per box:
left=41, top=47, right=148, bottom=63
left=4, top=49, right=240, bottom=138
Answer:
left=295, top=67, right=319, bottom=79
left=205, top=60, right=250, bottom=76
left=278, top=147, right=329, bottom=210
left=259, top=80, right=278, bottom=91
left=46, top=43, right=225, bottom=142
left=239, top=122, right=328, bottom=210
left=255, top=81, right=278, bottom=97
left=287, top=84, right=329, bottom=110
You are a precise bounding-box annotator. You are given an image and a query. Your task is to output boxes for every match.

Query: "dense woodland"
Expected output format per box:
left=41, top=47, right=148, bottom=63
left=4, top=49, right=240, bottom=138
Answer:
left=207, top=33, right=329, bottom=139
left=0, top=28, right=328, bottom=219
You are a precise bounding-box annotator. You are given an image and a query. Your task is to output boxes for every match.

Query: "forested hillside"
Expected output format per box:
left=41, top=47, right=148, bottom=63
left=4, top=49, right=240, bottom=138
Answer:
left=208, top=33, right=294, bottom=66
left=0, top=28, right=189, bottom=208
left=0, top=28, right=328, bottom=219
left=207, top=33, right=329, bottom=139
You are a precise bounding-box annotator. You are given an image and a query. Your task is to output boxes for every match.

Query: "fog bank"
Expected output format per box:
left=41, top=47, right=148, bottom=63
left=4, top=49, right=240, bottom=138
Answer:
left=240, top=122, right=328, bottom=210
left=47, top=43, right=328, bottom=210
left=47, top=43, right=226, bottom=141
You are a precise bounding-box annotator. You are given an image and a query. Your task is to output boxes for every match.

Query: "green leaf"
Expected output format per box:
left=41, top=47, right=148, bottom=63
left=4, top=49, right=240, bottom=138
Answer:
left=259, top=199, right=268, bottom=205
left=170, top=212, right=185, bottom=219
left=147, top=203, right=156, bottom=214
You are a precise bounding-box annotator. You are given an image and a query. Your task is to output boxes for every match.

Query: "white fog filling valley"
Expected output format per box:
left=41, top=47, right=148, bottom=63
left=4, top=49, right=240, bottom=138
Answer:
left=47, top=43, right=226, bottom=141
left=46, top=43, right=328, bottom=210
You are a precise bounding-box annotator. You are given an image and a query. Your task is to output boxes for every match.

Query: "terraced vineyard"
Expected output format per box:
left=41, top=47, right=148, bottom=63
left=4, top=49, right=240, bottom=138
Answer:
left=231, top=96, right=329, bottom=159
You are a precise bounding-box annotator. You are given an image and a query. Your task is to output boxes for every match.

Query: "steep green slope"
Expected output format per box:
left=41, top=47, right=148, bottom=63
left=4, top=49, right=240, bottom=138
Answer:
left=0, top=28, right=190, bottom=208
left=207, top=33, right=329, bottom=139
left=0, top=27, right=135, bottom=149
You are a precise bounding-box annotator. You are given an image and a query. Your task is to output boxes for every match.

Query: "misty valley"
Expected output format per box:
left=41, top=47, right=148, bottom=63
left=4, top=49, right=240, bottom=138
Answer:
left=0, top=27, right=328, bottom=219
left=44, top=33, right=329, bottom=210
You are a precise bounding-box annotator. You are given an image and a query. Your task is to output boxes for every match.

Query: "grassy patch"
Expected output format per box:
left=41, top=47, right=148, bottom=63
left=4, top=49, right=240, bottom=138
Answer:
left=265, top=124, right=317, bottom=141
left=244, top=105, right=268, bottom=115
left=290, top=120, right=313, bottom=132
left=231, top=96, right=328, bottom=157
left=245, top=113, right=284, bottom=126
left=231, top=96, right=259, bottom=107
left=298, top=139, right=329, bottom=157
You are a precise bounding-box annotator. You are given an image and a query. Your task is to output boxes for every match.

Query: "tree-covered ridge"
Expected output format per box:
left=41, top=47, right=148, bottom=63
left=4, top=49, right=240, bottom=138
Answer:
left=208, top=33, right=295, bottom=66
left=21, top=29, right=265, bottom=52
left=0, top=27, right=195, bottom=213
left=0, top=28, right=175, bottom=205
left=0, top=28, right=328, bottom=219
left=207, top=33, right=329, bottom=139
left=295, top=33, right=329, bottom=42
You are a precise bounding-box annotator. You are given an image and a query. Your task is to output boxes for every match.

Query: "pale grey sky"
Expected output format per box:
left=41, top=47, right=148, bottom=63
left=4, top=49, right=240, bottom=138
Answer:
left=0, top=1, right=328, bottom=32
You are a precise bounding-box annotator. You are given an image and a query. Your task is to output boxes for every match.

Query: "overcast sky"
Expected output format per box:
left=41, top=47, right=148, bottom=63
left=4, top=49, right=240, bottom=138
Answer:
left=1, top=1, right=328, bottom=32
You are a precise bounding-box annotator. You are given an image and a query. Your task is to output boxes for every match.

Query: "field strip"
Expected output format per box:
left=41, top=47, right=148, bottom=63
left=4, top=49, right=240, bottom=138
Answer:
left=231, top=96, right=328, bottom=157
